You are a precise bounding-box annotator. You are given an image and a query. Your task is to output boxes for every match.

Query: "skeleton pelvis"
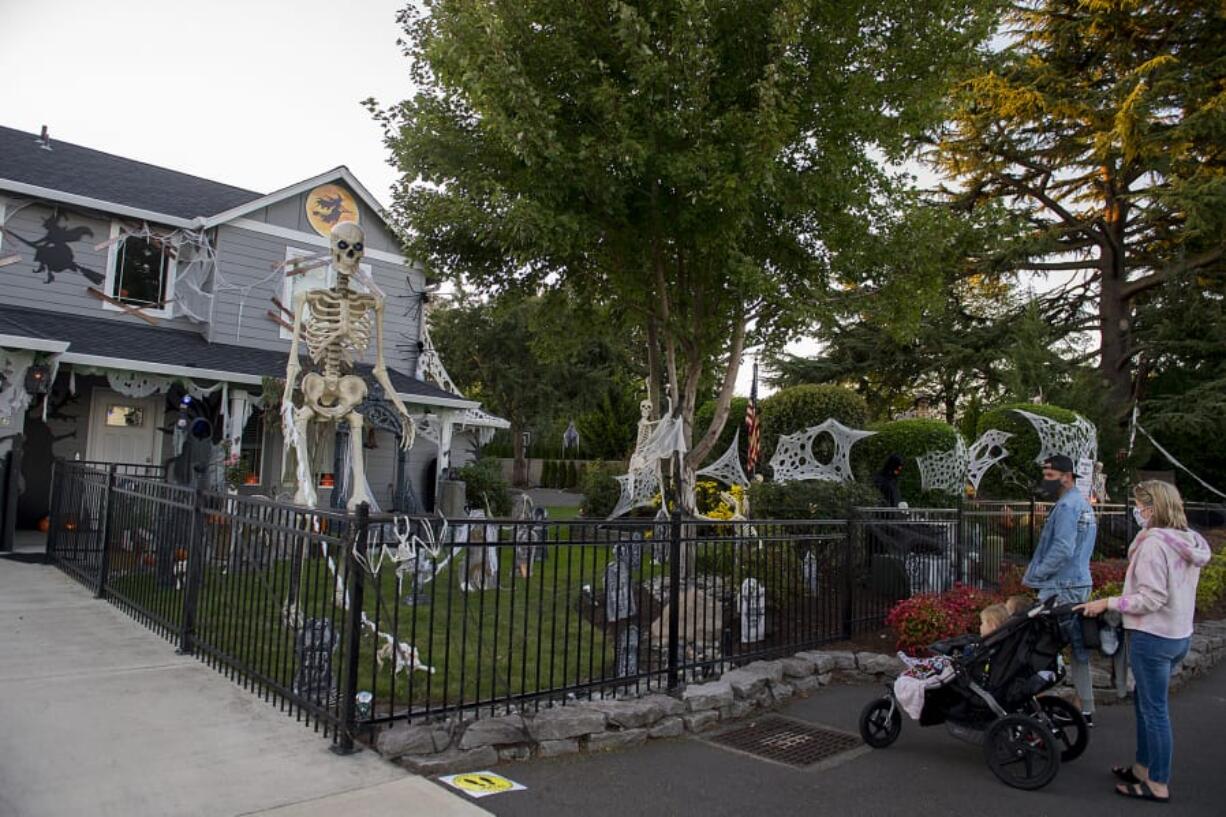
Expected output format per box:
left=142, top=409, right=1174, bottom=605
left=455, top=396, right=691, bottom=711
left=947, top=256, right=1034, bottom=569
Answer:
left=301, top=372, right=367, bottom=419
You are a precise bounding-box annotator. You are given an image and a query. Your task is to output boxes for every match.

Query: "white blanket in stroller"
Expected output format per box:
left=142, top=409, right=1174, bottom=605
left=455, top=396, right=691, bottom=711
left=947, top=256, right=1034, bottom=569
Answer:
left=892, top=652, right=956, bottom=720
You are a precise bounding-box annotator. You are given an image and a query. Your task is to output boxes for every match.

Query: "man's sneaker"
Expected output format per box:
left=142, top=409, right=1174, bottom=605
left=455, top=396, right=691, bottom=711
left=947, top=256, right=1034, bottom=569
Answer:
left=1083, top=713, right=1094, bottom=728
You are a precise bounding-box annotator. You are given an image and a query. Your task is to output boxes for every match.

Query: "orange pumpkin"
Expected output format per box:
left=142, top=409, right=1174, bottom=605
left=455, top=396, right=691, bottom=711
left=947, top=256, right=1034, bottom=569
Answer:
left=141, top=553, right=156, bottom=567
left=174, top=548, right=189, bottom=561
left=37, top=517, right=51, bottom=533
left=243, top=473, right=260, bottom=485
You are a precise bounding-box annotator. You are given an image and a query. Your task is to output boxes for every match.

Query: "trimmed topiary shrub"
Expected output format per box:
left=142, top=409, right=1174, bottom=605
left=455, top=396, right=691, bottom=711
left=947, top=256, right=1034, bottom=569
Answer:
left=457, top=458, right=512, bottom=516
left=855, top=418, right=963, bottom=506
left=759, top=385, right=869, bottom=477
left=566, top=460, right=579, bottom=490
left=747, top=479, right=880, bottom=520
left=579, top=462, right=623, bottom=518
left=974, top=403, right=1081, bottom=499
left=693, top=397, right=751, bottom=467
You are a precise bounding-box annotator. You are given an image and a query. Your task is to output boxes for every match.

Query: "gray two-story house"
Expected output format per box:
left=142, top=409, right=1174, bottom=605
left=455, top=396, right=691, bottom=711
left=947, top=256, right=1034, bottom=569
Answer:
left=0, top=125, right=504, bottom=534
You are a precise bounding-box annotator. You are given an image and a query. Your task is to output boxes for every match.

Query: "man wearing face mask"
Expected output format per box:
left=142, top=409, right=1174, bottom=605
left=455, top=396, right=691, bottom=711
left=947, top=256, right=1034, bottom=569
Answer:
left=1023, top=454, right=1098, bottom=724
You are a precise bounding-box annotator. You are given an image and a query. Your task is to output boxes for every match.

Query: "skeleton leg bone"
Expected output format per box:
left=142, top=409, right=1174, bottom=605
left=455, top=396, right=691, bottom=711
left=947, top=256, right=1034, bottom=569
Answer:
left=291, top=405, right=320, bottom=507
left=346, top=410, right=377, bottom=510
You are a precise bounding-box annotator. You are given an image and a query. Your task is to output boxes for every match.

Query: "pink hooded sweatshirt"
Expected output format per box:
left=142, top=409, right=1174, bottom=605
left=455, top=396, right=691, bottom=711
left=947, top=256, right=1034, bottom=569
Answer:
left=1108, top=527, right=1212, bottom=640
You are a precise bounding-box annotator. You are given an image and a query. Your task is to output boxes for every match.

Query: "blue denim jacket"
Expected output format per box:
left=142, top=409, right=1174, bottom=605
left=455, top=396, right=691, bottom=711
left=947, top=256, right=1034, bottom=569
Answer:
left=1023, top=487, right=1096, bottom=594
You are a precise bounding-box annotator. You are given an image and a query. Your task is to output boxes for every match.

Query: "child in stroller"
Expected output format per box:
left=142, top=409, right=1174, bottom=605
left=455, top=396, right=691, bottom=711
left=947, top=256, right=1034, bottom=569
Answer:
left=859, top=598, right=1089, bottom=790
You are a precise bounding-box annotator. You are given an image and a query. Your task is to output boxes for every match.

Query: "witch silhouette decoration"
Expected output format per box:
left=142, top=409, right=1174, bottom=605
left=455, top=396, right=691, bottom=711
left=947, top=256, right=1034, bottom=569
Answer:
left=3, top=211, right=103, bottom=285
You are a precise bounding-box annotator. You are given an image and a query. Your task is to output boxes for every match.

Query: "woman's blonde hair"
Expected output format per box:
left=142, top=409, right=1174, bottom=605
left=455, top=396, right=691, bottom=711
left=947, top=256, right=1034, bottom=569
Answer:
left=1134, top=480, right=1188, bottom=531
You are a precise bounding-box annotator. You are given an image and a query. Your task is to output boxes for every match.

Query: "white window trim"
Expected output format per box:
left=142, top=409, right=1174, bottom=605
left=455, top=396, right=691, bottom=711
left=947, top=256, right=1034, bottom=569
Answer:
left=279, top=245, right=370, bottom=340
left=0, top=196, right=7, bottom=251
left=101, top=220, right=178, bottom=319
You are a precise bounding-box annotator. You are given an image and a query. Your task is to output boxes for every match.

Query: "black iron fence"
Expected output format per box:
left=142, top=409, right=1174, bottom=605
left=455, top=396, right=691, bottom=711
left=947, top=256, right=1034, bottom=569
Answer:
left=45, top=460, right=1224, bottom=751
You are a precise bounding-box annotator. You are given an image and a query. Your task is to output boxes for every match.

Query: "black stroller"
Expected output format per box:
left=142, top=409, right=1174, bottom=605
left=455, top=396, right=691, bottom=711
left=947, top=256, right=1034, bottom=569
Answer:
left=858, top=599, right=1089, bottom=790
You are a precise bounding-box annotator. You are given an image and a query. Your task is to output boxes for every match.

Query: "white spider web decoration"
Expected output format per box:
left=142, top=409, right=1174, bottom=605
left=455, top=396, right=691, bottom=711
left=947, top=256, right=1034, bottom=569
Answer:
left=1012, top=410, right=1098, bottom=464
left=768, top=419, right=875, bottom=483
left=917, top=435, right=968, bottom=494
left=696, top=428, right=749, bottom=487
left=966, top=430, right=1012, bottom=491
left=611, top=465, right=661, bottom=518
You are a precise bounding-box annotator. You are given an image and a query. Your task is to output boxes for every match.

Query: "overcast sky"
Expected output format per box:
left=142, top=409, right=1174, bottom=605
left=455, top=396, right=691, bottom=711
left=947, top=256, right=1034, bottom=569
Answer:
left=1, top=0, right=810, bottom=396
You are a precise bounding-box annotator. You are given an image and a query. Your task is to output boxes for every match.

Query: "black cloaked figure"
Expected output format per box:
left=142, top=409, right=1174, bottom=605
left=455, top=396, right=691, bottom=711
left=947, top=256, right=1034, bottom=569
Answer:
left=874, top=453, right=905, bottom=508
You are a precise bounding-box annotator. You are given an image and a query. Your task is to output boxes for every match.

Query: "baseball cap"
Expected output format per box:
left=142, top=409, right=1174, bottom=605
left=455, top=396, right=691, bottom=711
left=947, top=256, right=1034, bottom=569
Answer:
left=1042, top=455, right=1075, bottom=474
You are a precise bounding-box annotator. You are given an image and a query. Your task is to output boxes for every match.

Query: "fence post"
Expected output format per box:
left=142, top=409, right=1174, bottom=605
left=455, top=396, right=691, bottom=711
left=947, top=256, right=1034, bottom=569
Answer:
left=955, top=496, right=965, bottom=585
left=95, top=464, right=117, bottom=599
left=666, top=507, right=682, bottom=693
left=841, top=508, right=857, bottom=640
left=334, top=502, right=369, bottom=755
left=178, top=487, right=206, bottom=655
left=46, top=460, right=61, bottom=560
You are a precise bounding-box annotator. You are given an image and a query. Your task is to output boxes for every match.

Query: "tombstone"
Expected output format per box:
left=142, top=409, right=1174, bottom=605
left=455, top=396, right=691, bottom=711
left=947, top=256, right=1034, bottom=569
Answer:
left=604, top=552, right=636, bottom=622
left=651, top=507, right=670, bottom=564
left=614, top=623, right=640, bottom=679
left=532, top=506, right=549, bottom=563
left=740, top=578, right=766, bottom=644
left=513, top=523, right=535, bottom=577
left=293, top=618, right=338, bottom=704
left=458, top=508, right=499, bottom=591
left=802, top=550, right=818, bottom=595
left=905, top=551, right=951, bottom=596
left=613, top=537, right=643, bottom=573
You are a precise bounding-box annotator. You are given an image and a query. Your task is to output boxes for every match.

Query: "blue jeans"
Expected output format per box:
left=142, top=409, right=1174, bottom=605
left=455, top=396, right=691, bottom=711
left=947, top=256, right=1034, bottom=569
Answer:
left=1130, top=630, right=1190, bottom=784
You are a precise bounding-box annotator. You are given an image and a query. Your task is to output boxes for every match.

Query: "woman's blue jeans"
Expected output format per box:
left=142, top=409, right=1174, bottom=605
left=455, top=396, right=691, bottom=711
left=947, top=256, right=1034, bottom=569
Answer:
left=1130, top=630, right=1190, bottom=785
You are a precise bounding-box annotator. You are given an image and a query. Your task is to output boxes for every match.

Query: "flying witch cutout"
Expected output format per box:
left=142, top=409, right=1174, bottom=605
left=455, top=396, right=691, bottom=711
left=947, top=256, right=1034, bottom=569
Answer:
left=3, top=211, right=103, bottom=285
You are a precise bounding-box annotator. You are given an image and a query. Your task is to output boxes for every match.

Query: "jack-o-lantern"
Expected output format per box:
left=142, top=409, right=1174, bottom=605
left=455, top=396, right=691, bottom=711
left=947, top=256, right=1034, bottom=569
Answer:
left=63, top=517, right=79, bottom=532
left=174, top=548, right=188, bottom=561
left=37, top=517, right=51, bottom=533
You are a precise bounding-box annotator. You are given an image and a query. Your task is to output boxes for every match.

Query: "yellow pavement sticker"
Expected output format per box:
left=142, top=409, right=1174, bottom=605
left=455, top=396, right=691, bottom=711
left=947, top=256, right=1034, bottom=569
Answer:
left=439, top=770, right=527, bottom=799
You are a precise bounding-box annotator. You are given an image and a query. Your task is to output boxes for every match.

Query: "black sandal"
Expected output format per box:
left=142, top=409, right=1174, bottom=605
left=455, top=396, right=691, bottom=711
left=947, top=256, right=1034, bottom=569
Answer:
left=1115, top=781, right=1170, bottom=804
left=1112, top=765, right=1143, bottom=785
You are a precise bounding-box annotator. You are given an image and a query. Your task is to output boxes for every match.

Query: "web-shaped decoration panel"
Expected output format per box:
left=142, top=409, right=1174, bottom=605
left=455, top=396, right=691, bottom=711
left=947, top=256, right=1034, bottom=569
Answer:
left=917, top=435, right=968, bottom=494
left=768, top=419, right=875, bottom=483
left=966, top=430, right=1012, bottom=491
left=696, top=428, right=749, bottom=487
left=610, top=465, right=660, bottom=519
left=1012, top=410, right=1098, bottom=464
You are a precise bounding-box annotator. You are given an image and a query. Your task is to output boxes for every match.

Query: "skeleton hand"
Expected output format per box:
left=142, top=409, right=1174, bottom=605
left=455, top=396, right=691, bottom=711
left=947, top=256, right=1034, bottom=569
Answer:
left=395, top=404, right=415, bottom=451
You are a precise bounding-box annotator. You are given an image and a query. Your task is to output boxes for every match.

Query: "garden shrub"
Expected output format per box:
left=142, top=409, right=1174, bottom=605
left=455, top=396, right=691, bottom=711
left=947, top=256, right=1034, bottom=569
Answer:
left=974, top=402, right=1082, bottom=499
left=1196, top=549, right=1226, bottom=613
left=693, top=397, right=750, bottom=467
left=580, top=461, right=623, bottom=518
left=758, top=385, right=869, bottom=477
left=567, top=460, right=580, bottom=490
left=885, top=584, right=1002, bottom=655
left=456, top=458, right=512, bottom=516
left=748, top=479, right=880, bottom=520
left=854, top=418, right=963, bottom=506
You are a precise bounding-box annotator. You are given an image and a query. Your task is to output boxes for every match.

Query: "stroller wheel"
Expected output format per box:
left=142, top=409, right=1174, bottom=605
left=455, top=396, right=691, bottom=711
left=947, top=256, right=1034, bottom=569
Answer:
left=1036, top=696, right=1088, bottom=762
left=984, top=714, right=1061, bottom=790
left=859, top=697, right=902, bottom=748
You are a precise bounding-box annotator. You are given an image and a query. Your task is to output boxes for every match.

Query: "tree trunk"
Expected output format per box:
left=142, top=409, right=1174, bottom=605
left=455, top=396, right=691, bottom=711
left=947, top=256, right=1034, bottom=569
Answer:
left=511, top=422, right=528, bottom=488
left=1098, top=191, right=1134, bottom=427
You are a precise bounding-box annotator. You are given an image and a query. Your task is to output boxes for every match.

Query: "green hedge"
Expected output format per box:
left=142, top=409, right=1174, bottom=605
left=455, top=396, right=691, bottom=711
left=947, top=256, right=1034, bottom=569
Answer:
left=855, top=418, right=963, bottom=504
left=580, top=462, right=623, bottom=518
left=748, top=479, right=880, bottom=520
left=456, top=458, right=512, bottom=516
left=759, top=385, right=869, bottom=476
left=693, top=397, right=750, bottom=467
left=974, top=403, right=1082, bottom=499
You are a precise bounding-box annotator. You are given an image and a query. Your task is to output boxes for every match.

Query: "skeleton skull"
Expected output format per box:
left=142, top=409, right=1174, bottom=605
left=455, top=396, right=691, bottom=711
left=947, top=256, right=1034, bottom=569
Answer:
left=330, top=221, right=365, bottom=277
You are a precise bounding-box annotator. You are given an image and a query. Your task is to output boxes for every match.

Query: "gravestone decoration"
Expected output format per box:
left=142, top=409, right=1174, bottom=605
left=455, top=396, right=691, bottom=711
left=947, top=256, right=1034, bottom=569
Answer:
left=293, top=618, right=339, bottom=705
left=512, top=495, right=535, bottom=577
left=457, top=508, right=499, bottom=591
left=802, top=550, right=818, bottom=595
left=613, top=538, right=643, bottom=574
left=740, top=578, right=766, bottom=644
left=614, top=624, right=640, bottom=679
left=905, top=551, right=951, bottom=596
left=651, top=507, right=670, bottom=564
left=532, top=506, right=549, bottom=563
left=604, top=551, right=636, bottom=622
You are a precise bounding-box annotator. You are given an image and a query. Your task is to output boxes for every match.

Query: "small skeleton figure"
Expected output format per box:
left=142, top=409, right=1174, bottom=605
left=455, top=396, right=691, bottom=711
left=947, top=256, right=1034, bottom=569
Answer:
left=282, top=222, right=414, bottom=508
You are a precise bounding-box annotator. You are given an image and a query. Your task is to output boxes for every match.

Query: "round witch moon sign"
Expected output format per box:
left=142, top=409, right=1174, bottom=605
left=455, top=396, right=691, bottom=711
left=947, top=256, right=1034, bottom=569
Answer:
left=305, top=184, right=359, bottom=237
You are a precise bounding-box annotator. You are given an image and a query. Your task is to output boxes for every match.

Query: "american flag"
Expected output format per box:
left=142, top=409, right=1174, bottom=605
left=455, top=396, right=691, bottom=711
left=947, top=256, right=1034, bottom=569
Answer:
left=745, top=360, right=761, bottom=477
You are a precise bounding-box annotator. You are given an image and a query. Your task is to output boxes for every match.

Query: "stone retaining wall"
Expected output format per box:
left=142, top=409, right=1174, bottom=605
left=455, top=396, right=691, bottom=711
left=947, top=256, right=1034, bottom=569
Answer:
left=374, top=620, right=1226, bottom=773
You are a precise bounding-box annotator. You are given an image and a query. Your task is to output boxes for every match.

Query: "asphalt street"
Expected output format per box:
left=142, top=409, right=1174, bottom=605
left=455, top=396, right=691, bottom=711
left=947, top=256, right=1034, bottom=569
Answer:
left=474, top=661, right=1226, bottom=817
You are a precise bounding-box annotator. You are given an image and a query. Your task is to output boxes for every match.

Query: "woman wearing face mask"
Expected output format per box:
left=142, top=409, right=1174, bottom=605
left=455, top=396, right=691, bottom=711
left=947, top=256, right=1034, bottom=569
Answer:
left=1078, top=481, right=1210, bottom=804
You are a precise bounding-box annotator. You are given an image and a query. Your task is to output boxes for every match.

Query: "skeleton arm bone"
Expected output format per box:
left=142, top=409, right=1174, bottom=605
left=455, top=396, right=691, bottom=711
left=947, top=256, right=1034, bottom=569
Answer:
left=283, top=292, right=308, bottom=410
left=371, top=298, right=416, bottom=451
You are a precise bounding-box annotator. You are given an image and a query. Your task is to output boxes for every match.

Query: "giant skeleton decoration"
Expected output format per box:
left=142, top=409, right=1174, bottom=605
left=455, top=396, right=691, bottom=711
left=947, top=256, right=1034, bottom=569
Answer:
left=281, top=222, right=414, bottom=509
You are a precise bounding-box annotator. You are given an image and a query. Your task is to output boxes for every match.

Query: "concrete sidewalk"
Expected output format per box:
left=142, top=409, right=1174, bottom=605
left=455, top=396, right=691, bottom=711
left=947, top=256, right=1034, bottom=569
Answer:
left=0, top=558, right=488, bottom=817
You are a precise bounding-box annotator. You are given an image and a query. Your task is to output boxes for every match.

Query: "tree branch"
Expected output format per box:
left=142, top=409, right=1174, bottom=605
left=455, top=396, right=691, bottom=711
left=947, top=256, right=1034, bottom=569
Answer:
left=686, top=313, right=748, bottom=469
left=1121, top=247, right=1225, bottom=300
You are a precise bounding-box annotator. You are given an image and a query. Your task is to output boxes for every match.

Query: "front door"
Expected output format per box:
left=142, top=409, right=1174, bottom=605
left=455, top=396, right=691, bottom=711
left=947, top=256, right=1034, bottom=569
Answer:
left=86, top=389, right=164, bottom=466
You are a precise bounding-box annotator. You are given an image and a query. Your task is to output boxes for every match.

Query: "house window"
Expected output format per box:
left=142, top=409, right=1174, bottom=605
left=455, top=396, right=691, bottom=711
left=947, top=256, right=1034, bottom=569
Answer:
left=102, top=222, right=177, bottom=317
left=105, top=405, right=144, bottom=427
left=113, top=237, right=171, bottom=308
left=280, top=246, right=369, bottom=340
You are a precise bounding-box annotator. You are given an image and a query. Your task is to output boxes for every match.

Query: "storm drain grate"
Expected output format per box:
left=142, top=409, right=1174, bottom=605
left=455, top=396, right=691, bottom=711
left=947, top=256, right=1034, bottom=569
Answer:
left=707, top=715, right=862, bottom=768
